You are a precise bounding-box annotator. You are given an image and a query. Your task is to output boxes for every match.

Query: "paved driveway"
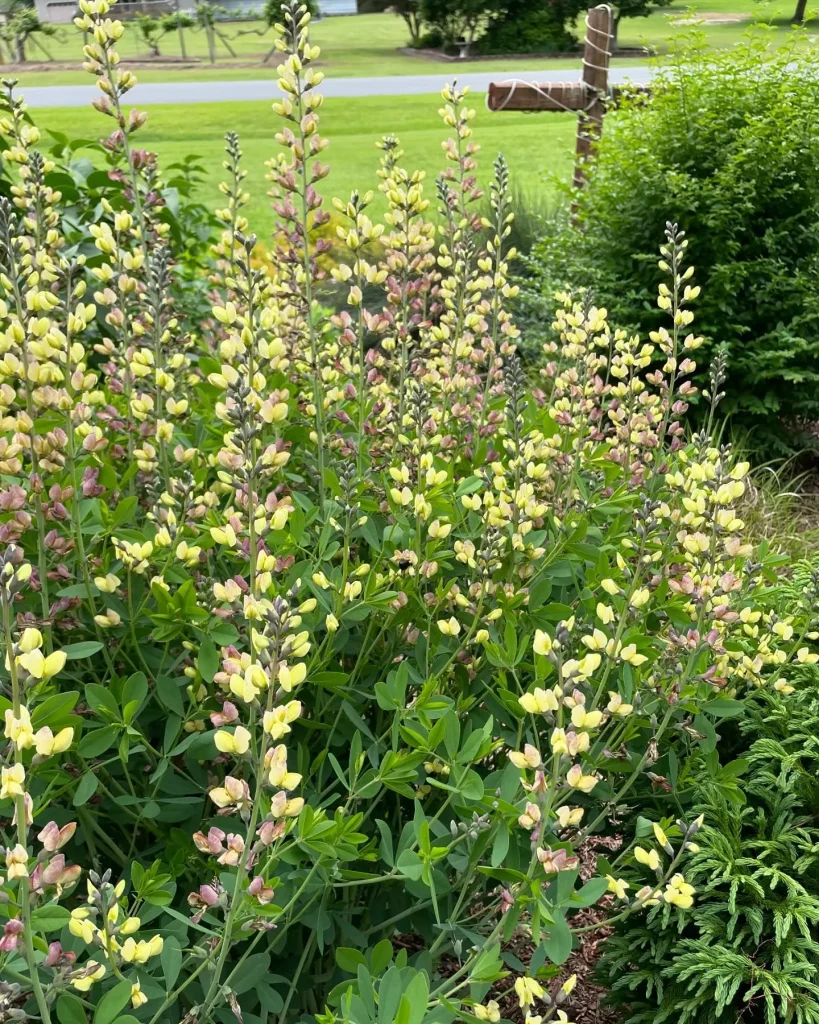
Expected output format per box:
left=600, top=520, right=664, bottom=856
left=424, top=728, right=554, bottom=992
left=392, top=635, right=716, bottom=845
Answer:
left=22, top=66, right=653, bottom=107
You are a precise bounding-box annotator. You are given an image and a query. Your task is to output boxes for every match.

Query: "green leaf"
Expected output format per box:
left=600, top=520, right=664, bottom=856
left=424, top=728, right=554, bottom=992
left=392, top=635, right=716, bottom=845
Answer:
left=156, top=675, right=186, bottom=715
left=56, top=994, right=88, bottom=1024
left=73, top=771, right=99, bottom=806
left=32, top=691, right=79, bottom=728
left=571, top=876, right=609, bottom=908
left=540, top=914, right=573, bottom=965
left=121, top=672, right=148, bottom=720
left=85, top=683, right=120, bottom=720
left=161, top=934, right=183, bottom=991
left=93, top=979, right=132, bottom=1024
left=336, top=947, right=367, bottom=973
left=705, top=698, right=746, bottom=718
left=31, top=904, right=71, bottom=932
left=63, top=641, right=104, bottom=660
left=198, top=639, right=218, bottom=683
left=230, top=952, right=271, bottom=995
left=396, top=849, right=424, bottom=881
left=78, top=726, right=118, bottom=758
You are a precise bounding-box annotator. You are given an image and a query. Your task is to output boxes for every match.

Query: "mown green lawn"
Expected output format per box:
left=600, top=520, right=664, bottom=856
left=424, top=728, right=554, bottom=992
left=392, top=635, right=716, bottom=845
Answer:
left=37, top=94, right=577, bottom=240
left=10, top=0, right=818, bottom=86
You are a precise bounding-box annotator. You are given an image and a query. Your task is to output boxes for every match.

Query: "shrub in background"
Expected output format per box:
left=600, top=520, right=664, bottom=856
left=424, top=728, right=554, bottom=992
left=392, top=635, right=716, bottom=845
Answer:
left=0, top=4, right=817, bottom=1024
left=522, top=32, right=819, bottom=452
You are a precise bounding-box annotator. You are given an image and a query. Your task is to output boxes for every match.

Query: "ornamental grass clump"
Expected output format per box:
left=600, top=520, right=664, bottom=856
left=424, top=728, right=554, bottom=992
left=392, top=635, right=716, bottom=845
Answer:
left=0, top=3, right=816, bottom=1023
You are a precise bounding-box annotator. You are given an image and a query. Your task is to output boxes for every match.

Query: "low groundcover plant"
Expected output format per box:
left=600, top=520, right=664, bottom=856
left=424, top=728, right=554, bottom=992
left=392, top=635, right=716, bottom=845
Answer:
left=0, top=2, right=816, bottom=1022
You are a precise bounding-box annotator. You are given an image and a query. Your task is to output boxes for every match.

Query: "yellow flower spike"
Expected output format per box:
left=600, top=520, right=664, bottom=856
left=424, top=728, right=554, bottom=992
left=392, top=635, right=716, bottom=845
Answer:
left=508, top=743, right=541, bottom=770
left=4, top=708, right=34, bottom=749
left=634, top=846, right=661, bottom=871
left=18, top=627, right=43, bottom=652
left=0, top=762, right=26, bottom=800
left=69, top=910, right=97, bottom=944
left=620, top=644, right=648, bottom=667
left=18, top=648, right=67, bottom=680
left=519, top=687, right=559, bottom=714
left=514, top=976, right=544, bottom=1009
left=94, top=573, right=120, bottom=593
left=210, top=523, right=237, bottom=547
left=596, top=602, right=615, bottom=625
left=607, top=692, right=634, bottom=716
left=566, top=764, right=598, bottom=793
left=71, top=961, right=105, bottom=992
left=473, top=1001, right=501, bottom=1022
left=606, top=874, right=630, bottom=899
left=570, top=706, right=604, bottom=730
left=663, top=873, right=696, bottom=909
left=34, top=726, right=74, bottom=757
left=278, top=662, right=307, bottom=692
left=131, top=982, right=148, bottom=1009
left=437, top=617, right=461, bottom=637
left=214, top=726, right=252, bottom=756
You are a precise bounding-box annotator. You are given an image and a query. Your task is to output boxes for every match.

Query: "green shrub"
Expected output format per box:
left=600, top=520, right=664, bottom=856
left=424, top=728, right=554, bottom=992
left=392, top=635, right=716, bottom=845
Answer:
left=522, top=32, right=819, bottom=452
left=471, top=3, right=579, bottom=54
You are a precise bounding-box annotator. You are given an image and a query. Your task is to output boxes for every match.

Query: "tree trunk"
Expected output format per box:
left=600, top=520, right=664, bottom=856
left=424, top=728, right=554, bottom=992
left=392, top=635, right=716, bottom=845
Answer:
left=14, top=33, right=25, bottom=63
left=792, top=0, right=808, bottom=22
left=402, top=11, right=421, bottom=46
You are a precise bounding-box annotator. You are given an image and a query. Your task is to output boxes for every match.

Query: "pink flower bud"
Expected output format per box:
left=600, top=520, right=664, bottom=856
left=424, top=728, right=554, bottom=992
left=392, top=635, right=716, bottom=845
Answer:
left=199, top=884, right=221, bottom=907
left=38, top=820, right=77, bottom=852
left=210, top=701, right=239, bottom=728
left=192, top=827, right=226, bottom=855
left=0, top=918, right=24, bottom=952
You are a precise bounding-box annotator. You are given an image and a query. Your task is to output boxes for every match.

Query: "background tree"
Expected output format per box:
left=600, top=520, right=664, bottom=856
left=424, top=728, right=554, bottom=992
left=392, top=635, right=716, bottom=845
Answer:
left=0, top=0, right=56, bottom=62
left=609, top=0, right=674, bottom=46
left=135, top=12, right=164, bottom=56
left=368, top=0, right=425, bottom=46
left=420, top=0, right=489, bottom=47
left=193, top=1, right=236, bottom=64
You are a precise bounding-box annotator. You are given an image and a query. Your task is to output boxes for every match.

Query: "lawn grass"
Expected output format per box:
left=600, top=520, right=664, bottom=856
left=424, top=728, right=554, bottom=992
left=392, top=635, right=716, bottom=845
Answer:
left=37, top=94, right=576, bottom=241
left=8, top=0, right=817, bottom=86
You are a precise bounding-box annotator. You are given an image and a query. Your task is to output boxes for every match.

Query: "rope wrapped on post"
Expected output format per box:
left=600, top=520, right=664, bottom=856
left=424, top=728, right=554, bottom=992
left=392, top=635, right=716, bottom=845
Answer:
left=485, top=5, right=623, bottom=114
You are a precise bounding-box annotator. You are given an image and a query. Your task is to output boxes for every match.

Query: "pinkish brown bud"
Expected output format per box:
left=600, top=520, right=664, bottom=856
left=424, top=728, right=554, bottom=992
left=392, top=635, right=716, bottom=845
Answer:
left=38, top=820, right=77, bottom=852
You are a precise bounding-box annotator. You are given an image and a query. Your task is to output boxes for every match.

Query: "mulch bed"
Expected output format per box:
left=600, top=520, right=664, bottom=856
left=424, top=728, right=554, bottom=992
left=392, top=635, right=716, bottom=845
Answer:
left=397, top=46, right=653, bottom=62
left=397, top=836, right=624, bottom=1024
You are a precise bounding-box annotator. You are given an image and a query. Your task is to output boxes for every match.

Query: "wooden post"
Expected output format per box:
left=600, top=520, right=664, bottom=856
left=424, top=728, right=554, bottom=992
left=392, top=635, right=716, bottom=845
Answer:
left=574, top=4, right=613, bottom=190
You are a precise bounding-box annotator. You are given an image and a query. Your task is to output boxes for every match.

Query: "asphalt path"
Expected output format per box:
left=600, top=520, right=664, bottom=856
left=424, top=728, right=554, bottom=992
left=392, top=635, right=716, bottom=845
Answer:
left=21, top=65, right=653, bottom=107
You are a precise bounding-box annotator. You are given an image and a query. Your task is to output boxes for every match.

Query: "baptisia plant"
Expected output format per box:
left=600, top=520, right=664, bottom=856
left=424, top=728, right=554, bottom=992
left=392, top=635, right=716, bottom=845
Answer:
left=0, top=2, right=815, bottom=1023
